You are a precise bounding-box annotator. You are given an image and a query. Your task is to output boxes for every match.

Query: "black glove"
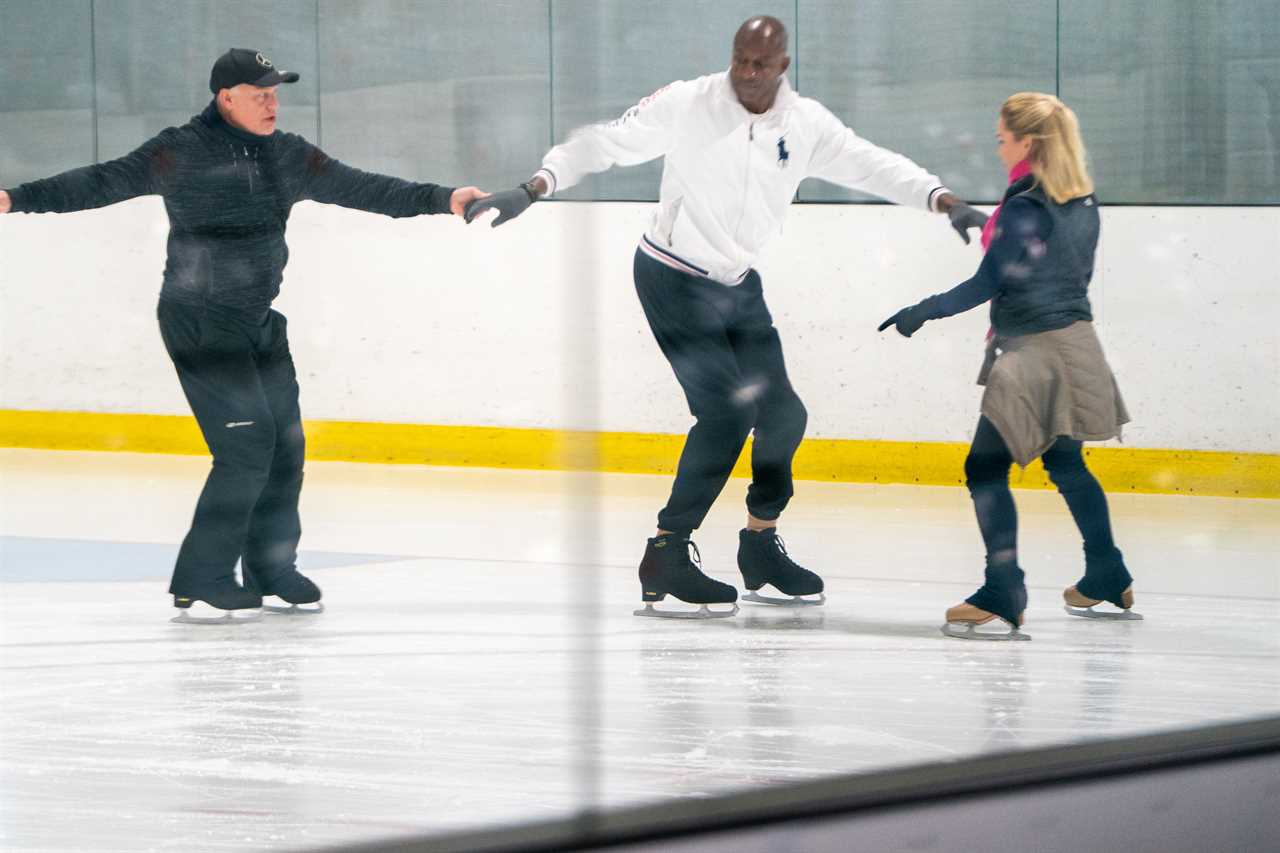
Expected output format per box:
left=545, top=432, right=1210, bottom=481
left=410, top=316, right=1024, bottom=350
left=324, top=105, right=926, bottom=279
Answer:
left=877, top=304, right=927, bottom=338
left=464, top=183, right=537, bottom=227
left=946, top=201, right=989, bottom=245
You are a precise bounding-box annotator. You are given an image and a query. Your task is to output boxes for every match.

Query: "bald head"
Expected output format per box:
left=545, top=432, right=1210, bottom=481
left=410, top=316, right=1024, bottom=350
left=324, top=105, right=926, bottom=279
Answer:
left=735, top=15, right=788, bottom=53
left=729, top=15, right=790, bottom=114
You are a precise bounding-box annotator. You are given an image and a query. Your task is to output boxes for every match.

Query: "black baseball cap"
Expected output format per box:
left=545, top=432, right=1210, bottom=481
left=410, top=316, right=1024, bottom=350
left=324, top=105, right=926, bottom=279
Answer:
left=209, top=48, right=300, bottom=94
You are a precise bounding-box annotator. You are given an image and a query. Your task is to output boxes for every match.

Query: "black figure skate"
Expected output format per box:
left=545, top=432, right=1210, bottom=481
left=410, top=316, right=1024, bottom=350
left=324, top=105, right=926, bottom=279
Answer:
left=172, top=578, right=263, bottom=624
left=634, top=535, right=738, bottom=619
left=251, top=567, right=324, bottom=615
left=737, top=528, right=825, bottom=607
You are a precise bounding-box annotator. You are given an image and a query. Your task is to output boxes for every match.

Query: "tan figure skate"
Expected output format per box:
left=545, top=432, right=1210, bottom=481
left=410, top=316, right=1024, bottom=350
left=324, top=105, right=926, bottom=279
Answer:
left=941, top=602, right=1030, bottom=641
left=1063, top=585, right=1143, bottom=620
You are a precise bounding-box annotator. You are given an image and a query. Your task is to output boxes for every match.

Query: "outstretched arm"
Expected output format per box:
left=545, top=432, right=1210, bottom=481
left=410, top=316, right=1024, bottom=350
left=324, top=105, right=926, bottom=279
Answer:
left=3, top=132, right=174, bottom=214
left=879, top=251, right=1002, bottom=337
left=297, top=142, right=478, bottom=217
left=807, top=107, right=986, bottom=242
left=879, top=198, right=1047, bottom=337
left=465, top=80, right=690, bottom=226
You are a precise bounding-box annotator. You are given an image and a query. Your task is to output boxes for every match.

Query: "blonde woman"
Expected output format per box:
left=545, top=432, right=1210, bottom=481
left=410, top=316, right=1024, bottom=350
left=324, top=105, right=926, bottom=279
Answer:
left=879, top=92, right=1139, bottom=639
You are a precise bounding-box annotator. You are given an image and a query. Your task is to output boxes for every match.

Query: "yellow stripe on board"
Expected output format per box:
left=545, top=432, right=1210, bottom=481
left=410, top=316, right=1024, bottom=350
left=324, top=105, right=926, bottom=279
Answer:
left=0, top=409, right=1276, bottom=499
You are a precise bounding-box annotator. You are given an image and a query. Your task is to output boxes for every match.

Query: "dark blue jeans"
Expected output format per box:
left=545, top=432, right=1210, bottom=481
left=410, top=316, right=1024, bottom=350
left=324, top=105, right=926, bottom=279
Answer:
left=157, top=299, right=305, bottom=596
left=633, top=250, right=807, bottom=535
left=965, top=415, right=1118, bottom=567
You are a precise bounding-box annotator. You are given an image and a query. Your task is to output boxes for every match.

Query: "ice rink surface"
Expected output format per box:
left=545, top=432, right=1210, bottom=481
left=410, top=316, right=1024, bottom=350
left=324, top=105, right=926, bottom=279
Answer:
left=1, top=448, right=1277, bottom=852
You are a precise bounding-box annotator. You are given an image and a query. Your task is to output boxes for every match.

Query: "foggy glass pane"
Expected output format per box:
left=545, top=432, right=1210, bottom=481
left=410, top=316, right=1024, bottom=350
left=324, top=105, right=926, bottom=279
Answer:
left=796, top=0, right=1057, bottom=203
left=94, top=0, right=318, bottom=163
left=318, top=0, right=549, bottom=188
left=1061, top=0, right=1280, bottom=204
left=550, top=0, right=794, bottom=200
left=0, top=0, right=94, bottom=185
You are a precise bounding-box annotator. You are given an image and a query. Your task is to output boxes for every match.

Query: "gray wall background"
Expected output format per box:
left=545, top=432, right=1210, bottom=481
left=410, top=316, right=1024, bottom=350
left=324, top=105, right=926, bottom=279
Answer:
left=1, top=0, right=1277, bottom=203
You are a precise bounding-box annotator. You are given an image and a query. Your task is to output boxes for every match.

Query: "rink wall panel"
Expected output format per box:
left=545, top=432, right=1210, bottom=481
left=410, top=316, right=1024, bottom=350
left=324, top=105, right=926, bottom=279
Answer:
left=1, top=198, right=1277, bottom=490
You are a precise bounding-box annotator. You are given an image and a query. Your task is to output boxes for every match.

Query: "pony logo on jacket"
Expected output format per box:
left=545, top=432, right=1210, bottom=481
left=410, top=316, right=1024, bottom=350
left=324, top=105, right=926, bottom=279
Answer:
left=776, top=136, right=790, bottom=169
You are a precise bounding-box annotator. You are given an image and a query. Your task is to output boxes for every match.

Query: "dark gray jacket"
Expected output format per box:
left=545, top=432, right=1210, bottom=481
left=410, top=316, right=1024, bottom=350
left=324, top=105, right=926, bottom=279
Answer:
left=5, top=101, right=455, bottom=317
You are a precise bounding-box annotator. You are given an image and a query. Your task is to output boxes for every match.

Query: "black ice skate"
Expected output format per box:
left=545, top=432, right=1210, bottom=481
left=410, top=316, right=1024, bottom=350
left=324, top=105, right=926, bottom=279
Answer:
left=172, top=579, right=263, bottom=624
left=737, top=528, right=825, bottom=607
left=634, top=535, right=738, bottom=619
left=251, top=568, right=324, bottom=615
left=1064, top=548, right=1141, bottom=621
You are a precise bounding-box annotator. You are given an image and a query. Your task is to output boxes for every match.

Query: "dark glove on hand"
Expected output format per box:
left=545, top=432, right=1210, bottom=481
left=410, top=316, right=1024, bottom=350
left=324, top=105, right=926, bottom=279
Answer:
left=464, top=183, right=536, bottom=227
left=947, top=201, right=989, bottom=245
left=877, top=304, right=927, bottom=338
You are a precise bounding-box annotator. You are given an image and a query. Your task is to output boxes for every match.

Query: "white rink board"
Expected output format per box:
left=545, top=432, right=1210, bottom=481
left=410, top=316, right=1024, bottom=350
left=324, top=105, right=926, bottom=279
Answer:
left=1, top=199, right=1276, bottom=451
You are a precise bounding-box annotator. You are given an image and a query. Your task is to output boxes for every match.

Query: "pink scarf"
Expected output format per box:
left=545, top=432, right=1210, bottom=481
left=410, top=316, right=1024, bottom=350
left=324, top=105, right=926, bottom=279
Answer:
left=981, top=159, right=1033, bottom=251
left=981, top=159, right=1032, bottom=341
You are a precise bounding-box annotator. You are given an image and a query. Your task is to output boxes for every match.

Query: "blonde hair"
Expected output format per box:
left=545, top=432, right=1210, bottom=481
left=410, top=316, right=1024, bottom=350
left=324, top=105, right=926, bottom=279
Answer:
left=1001, top=92, right=1093, bottom=204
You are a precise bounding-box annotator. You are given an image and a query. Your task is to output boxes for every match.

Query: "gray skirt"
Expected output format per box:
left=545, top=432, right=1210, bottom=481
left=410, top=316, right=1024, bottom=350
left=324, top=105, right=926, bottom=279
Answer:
left=977, top=320, right=1130, bottom=466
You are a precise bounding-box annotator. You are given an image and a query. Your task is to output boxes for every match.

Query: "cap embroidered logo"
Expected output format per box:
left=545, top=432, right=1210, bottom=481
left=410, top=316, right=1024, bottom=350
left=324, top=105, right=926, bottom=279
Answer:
left=256, top=53, right=273, bottom=68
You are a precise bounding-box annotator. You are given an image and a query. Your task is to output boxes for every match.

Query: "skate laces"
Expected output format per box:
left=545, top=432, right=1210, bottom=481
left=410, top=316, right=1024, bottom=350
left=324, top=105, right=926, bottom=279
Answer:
left=685, top=539, right=702, bottom=571
left=664, top=537, right=703, bottom=574
left=769, top=533, right=800, bottom=569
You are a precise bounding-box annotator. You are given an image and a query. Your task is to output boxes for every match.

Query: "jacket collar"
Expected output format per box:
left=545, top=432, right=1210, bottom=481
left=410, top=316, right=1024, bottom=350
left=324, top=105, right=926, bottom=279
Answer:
left=1004, top=172, right=1037, bottom=202
left=719, top=71, right=798, bottom=123
left=198, top=99, right=272, bottom=147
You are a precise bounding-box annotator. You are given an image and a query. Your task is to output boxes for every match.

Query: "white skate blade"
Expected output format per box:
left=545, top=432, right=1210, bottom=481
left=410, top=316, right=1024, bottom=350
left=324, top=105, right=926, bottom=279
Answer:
left=1064, top=604, right=1143, bottom=620
left=263, top=597, right=324, bottom=615
left=743, top=590, right=825, bottom=607
left=941, top=620, right=1030, bottom=641
left=633, top=602, right=739, bottom=620
left=171, top=601, right=262, bottom=625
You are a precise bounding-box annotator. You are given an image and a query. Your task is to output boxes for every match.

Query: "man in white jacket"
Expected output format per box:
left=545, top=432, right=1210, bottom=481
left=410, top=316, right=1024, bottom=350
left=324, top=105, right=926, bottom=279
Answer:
left=467, top=16, right=987, bottom=618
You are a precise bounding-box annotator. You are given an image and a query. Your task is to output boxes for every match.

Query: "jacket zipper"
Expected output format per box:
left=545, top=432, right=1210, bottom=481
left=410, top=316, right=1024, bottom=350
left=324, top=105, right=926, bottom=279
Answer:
left=230, top=143, right=257, bottom=194
left=734, top=122, right=754, bottom=242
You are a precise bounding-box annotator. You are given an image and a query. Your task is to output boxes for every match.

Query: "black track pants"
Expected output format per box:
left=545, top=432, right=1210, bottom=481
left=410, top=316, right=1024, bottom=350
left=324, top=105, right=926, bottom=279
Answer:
left=633, top=250, right=807, bottom=535
left=157, top=299, right=305, bottom=596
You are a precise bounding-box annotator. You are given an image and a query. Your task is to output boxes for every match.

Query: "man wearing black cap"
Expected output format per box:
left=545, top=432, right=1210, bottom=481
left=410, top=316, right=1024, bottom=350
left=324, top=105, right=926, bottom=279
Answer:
left=0, top=49, right=486, bottom=622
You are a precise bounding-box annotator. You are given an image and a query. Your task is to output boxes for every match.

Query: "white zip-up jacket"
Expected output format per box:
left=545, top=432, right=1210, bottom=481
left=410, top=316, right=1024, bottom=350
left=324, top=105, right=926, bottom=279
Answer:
left=537, top=72, right=949, bottom=285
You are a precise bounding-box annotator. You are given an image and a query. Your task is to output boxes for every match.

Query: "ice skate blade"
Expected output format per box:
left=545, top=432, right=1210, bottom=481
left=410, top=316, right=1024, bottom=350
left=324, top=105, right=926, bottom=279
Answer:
left=742, top=590, right=825, bottom=607
left=941, top=621, right=1030, bottom=641
left=633, top=602, right=739, bottom=620
left=263, top=599, right=324, bottom=615
left=1064, top=604, right=1143, bottom=620
left=171, top=607, right=263, bottom=625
